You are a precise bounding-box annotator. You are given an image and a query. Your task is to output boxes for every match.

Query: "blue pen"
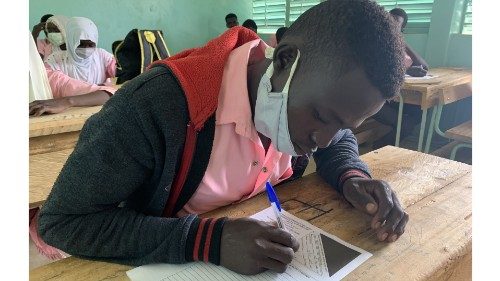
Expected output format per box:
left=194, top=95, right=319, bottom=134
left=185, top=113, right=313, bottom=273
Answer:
left=265, top=181, right=286, bottom=230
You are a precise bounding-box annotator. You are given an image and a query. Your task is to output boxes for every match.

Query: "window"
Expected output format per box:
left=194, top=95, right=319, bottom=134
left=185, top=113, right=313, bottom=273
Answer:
left=252, top=0, right=320, bottom=33
left=376, top=0, right=435, bottom=33
left=461, top=0, right=472, bottom=35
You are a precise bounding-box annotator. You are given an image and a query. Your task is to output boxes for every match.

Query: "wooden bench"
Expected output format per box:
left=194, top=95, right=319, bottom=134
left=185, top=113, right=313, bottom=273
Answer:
left=444, top=120, right=472, bottom=160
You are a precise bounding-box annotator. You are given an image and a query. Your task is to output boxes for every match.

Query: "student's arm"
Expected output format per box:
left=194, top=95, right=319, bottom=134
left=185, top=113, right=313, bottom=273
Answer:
left=405, top=43, right=428, bottom=69
left=37, top=84, right=217, bottom=266
left=28, top=69, right=117, bottom=116
left=313, top=129, right=409, bottom=243
left=29, top=91, right=111, bottom=116
left=313, top=129, right=371, bottom=194
left=100, top=48, right=117, bottom=78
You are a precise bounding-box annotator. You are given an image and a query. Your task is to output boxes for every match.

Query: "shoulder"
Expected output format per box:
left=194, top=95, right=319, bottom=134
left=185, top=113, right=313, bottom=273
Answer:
left=106, top=65, right=189, bottom=125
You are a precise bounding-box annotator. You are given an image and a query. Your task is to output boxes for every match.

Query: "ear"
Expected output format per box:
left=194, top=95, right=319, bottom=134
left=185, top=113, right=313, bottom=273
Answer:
left=272, top=43, right=299, bottom=73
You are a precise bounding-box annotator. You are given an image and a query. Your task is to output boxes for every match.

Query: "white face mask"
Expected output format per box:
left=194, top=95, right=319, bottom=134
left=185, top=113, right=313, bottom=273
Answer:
left=47, top=32, right=64, bottom=47
left=75, top=47, right=96, bottom=59
left=254, top=49, right=301, bottom=156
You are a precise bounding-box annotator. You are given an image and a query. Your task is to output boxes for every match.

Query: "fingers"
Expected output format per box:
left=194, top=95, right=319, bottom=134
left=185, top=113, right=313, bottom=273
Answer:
left=370, top=182, right=394, bottom=228
left=29, top=104, right=45, bottom=116
left=259, top=257, right=290, bottom=273
left=266, top=228, right=300, bottom=252
left=259, top=239, right=295, bottom=265
left=374, top=192, right=409, bottom=242
left=343, top=179, right=378, bottom=215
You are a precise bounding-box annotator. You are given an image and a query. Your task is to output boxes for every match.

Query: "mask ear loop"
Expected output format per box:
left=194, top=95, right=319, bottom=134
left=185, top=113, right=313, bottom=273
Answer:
left=264, top=48, right=301, bottom=94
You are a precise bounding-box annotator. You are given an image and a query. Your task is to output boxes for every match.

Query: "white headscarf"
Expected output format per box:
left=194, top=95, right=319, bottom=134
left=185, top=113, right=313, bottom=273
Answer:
left=45, top=15, right=69, bottom=53
left=29, top=30, right=52, bottom=102
left=45, top=17, right=107, bottom=84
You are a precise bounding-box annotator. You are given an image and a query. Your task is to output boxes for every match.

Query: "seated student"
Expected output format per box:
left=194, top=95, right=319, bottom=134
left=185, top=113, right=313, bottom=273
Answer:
left=32, top=14, right=53, bottom=58
left=38, top=15, right=70, bottom=61
left=390, top=8, right=429, bottom=77
left=38, top=0, right=408, bottom=275
left=29, top=17, right=117, bottom=116
left=276, top=27, right=288, bottom=44
left=242, top=19, right=258, bottom=33
left=372, top=7, right=429, bottom=148
left=225, top=13, right=239, bottom=28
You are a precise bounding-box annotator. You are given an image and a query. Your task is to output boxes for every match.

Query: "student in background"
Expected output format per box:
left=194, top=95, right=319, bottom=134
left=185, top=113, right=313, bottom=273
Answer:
left=39, top=15, right=70, bottom=60
left=38, top=0, right=408, bottom=275
left=372, top=7, right=429, bottom=148
left=32, top=14, right=53, bottom=58
left=390, top=8, right=429, bottom=77
left=275, top=27, right=288, bottom=44
left=29, top=17, right=117, bottom=116
left=225, top=13, right=239, bottom=28
left=242, top=19, right=257, bottom=33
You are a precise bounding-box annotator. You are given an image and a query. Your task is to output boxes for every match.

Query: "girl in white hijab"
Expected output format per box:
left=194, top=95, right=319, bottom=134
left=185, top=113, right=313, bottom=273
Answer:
left=44, top=15, right=69, bottom=57
left=29, top=17, right=117, bottom=116
left=45, top=17, right=115, bottom=84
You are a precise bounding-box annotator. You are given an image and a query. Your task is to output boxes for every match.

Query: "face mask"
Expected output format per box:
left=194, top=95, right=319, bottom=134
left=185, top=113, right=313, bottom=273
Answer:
left=254, top=49, right=301, bottom=156
left=75, top=47, right=96, bottom=59
left=47, top=32, right=64, bottom=47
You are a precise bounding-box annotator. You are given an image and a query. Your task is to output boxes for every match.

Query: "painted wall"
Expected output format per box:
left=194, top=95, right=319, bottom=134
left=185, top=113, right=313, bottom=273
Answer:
left=29, top=0, right=253, bottom=54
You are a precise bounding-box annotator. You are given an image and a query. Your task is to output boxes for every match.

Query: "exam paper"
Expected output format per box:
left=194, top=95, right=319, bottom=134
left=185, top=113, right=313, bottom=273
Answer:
left=127, top=207, right=371, bottom=281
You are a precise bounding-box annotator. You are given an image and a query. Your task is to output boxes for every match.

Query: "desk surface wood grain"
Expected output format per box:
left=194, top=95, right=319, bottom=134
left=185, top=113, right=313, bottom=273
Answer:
left=30, top=146, right=472, bottom=281
left=29, top=106, right=102, bottom=138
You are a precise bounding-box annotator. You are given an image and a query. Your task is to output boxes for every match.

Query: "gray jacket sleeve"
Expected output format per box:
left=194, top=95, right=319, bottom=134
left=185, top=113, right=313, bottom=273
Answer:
left=313, top=129, right=372, bottom=195
left=37, top=97, right=201, bottom=266
left=38, top=67, right=229, bottom=265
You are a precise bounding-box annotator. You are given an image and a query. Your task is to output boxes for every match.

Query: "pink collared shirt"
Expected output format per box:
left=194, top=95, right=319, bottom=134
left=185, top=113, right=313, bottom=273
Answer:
left=177, top=39, right=293, bottom=216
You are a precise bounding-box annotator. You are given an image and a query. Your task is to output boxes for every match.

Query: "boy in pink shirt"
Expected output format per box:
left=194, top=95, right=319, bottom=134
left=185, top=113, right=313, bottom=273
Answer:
left=37, top=0, right=409, bottom=276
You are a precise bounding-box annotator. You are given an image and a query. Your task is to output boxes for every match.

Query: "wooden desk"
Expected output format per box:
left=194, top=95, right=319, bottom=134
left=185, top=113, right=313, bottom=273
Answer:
left=30, top=146, right=472, bottom=281
left=395, top=68, right=472, bottom=151
left=29, top=106, right=102, bottom=155
left=30, top=149, right=73, bottom=209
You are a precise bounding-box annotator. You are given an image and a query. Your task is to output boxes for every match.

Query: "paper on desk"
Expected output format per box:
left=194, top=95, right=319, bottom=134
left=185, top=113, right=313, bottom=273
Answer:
left=405, top=74, right=439, bottom=79
left=127, top=207, right=372, bottom=281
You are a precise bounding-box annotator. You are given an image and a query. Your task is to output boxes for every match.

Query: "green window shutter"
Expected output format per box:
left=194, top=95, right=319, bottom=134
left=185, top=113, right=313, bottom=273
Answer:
left=461, top=0, right=472, bottom=35
left=376, top=0, right=435, bottom=33
left=289, top=0, right=321, bottom=25
left=253, top=0, right=287, bottom=34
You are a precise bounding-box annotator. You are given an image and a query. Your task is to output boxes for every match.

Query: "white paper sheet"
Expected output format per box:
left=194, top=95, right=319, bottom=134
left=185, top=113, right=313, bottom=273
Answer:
left=127, top=207, right=371, bottom=281
left=404, top=74, right=439, bottom=80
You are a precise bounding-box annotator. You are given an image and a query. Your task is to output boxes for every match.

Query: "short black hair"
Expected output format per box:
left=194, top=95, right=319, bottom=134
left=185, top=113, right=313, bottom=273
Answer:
left=242, top=19, right=257, bottom=31
left=390, top=8, right=408, bottom=29
left=275, top=27, right=288, bottom=43
left=285, top=0, right=405, bottom=99
left=225, top=13, right=237, bottom=21
left=40, top=14, right=54, bottom=23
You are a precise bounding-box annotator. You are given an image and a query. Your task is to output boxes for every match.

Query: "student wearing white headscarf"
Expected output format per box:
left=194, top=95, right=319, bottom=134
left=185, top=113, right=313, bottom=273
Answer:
left=42, top=15, right=69, bottom=59
left=29, top=17, right=117, bottom=116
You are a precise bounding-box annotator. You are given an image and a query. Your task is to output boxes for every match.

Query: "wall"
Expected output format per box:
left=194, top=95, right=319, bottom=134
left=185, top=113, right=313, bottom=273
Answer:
left=29, top=0, right=253, bottom=54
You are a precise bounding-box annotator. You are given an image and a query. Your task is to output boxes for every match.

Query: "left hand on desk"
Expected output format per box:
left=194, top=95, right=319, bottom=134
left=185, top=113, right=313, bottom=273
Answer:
left=342, top=178, right=409, bottom=243
left=29, top=98, right=71, bottom=116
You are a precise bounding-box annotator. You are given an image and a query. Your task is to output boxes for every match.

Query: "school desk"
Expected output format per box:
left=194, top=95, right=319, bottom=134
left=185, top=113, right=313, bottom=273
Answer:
left=30, top=146, right=472, bottom=280
left=29, top=106, right=102, bottom=155
left=395, top=68, right=472, bottom=152
left=30, top=148, right=73, bottom=209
